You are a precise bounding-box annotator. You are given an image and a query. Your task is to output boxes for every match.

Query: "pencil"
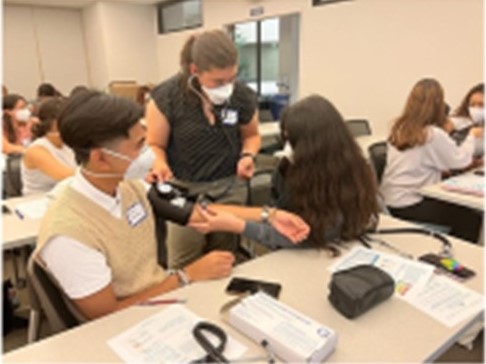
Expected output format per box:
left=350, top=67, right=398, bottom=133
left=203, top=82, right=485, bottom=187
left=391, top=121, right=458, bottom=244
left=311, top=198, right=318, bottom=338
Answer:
left=137, top=299, right=187, bottom=306
left=14, top=209, right=24, bottom=220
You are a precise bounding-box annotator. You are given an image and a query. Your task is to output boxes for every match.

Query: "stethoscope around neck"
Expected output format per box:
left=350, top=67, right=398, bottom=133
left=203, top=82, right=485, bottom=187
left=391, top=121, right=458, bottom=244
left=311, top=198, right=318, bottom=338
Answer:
left=187, top=75, right=237, bottom=154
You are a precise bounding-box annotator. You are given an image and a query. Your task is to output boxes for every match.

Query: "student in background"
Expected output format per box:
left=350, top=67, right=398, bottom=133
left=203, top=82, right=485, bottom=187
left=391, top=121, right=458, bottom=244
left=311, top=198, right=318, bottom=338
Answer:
left=191, top=95, right=380, bottom=255
left=450, top=83, right=484, bottom=157
left=146, top=29, right=261, bottom=269
left=381, top=78, right=482, bottom=241
left=2, top=94, right=33, bottom=155
left=33, top=91, right=238, bottom=321
left=69, top=85, right=89, bottom=98
left=136, top=84, right=153, bottom=107
left=21, top=98, right=76, bottom=195
left=451, top=83, right=484, bottom=130
left=37, top=83, right=61, bottom=101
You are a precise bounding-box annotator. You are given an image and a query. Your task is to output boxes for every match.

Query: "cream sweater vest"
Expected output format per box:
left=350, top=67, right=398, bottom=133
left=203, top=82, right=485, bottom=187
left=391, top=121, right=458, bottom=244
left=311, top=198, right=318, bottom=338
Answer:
left=35, top=180, right=166, bottom=299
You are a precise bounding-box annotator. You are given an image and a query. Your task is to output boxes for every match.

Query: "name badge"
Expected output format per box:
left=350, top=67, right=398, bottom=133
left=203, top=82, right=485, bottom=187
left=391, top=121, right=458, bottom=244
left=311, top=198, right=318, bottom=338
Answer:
left=126, top=202, right=148, bottom=227
left=222, top=109, right=238, bottom=125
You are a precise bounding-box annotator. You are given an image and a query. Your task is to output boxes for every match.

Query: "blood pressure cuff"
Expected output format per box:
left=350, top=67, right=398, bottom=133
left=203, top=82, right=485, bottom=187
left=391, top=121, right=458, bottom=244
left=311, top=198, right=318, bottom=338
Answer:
left=328, top=265, right=394, bottom=319
left=147, top=184, right=195, bottom=226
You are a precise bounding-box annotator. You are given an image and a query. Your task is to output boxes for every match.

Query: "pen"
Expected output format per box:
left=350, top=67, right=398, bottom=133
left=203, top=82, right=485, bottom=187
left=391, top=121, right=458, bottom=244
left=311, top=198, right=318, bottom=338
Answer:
left=14, top=209, right=24, bottom=220
left=138, top=299, right=187, bottom=306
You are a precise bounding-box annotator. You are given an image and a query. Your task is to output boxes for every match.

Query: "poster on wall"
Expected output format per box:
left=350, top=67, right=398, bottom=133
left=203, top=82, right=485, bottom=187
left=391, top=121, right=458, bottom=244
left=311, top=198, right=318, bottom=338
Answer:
left=312, top=0, right=354, bottom=6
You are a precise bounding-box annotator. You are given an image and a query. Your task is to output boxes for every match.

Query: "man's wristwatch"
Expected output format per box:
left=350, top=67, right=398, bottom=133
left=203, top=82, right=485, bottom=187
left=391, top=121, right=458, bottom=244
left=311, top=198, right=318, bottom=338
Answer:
left=168, top=269, right=191, bottom=286
left=261, top=205, right=270, bottom=223
left=240, top=152, right=255, bottom=161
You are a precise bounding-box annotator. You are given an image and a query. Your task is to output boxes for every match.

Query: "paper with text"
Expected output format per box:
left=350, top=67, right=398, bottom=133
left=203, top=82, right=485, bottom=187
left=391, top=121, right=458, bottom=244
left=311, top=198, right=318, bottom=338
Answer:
left=405, top=274, right=483, bottom=327
left=108, top=305, right=247, bottom=363
left=329, top=247, right=434, bottom=299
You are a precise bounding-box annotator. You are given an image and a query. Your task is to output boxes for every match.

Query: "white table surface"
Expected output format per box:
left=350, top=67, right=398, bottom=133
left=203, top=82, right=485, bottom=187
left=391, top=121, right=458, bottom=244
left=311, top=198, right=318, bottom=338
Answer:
left=420, top=175, right=484, bottom=212
left=2, top=194, right=44, bottom=250
left=3, top=214, right=483, bottom=363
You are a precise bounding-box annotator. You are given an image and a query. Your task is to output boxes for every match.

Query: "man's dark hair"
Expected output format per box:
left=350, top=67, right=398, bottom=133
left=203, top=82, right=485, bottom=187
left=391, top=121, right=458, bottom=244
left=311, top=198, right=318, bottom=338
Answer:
left=37, top=83, right=58, bottom=98
left=69, top=85, right=89, bottom=98
left=58, top=90, right=143, bottom=164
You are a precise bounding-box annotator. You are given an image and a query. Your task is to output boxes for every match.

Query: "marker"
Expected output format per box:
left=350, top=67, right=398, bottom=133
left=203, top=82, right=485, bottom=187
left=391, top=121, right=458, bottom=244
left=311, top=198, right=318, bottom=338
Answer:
left=137, top=299, right=187, bottom=306
left=14, top=209, right=24, bottom=220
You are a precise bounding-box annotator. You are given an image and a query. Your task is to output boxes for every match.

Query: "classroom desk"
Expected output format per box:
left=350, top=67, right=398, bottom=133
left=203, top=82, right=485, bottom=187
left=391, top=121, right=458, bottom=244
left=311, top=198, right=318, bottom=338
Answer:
left=420, top=177, right=484, bottom=212
left=2, top=194, right=44, bottom=250
left=258, top=121, right=280, bottom=149
left=3, top=214, right=483, bottom=363
left=420, top=173, right=484, bottom=245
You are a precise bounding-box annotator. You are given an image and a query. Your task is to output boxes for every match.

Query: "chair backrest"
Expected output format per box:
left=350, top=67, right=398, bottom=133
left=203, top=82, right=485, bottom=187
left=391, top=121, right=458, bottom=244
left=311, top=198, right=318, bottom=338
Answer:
left=108, top=81, right=139, bottom=101
left=346, top=119, right=372, bottom=137
left=4, top=153, right=23, bottom=197
left=26, top=256, right=82, bottom=335
left=368, top=141, right=387, bottom=184
left=246, top=154, right=280, bottom=206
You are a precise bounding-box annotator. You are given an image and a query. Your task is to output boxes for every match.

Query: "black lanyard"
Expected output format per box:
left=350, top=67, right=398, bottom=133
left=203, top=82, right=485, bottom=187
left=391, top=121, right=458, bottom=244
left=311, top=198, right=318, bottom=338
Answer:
left=363, top=227, right=453, bottom=258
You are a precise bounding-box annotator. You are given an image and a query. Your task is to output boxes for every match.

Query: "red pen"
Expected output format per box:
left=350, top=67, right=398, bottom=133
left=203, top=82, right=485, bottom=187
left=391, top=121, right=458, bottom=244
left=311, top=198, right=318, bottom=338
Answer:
left=137, top=298, right=187, bottom=306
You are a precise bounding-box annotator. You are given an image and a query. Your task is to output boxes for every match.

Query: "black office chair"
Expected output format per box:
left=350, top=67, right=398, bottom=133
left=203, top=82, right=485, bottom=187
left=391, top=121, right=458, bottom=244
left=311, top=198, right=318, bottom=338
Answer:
left=26, top=256, right=84, bottom=342
left=4, top=153, right=23, bottom=198
left=368, top=141, right=387, bottom=184
left=246, top=154, right=279, bottom=206
left=346, top=119, right=372, bottom=137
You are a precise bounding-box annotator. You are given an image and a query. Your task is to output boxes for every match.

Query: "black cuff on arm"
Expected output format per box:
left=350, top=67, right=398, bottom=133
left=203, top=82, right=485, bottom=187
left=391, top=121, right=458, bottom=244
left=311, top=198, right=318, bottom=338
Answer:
left=147, top=185, right=194, bottom=225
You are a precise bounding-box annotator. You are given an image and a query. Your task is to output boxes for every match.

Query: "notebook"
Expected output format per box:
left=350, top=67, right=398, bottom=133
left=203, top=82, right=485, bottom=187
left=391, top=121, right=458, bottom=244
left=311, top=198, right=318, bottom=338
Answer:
left=441, top=174, right=484, bottom=197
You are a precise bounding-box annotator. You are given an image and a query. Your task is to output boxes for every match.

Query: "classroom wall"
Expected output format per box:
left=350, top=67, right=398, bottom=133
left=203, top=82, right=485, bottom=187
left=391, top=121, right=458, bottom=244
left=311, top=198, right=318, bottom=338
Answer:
left=82, top=2, right=109, bottom=90
left=4, top=5, right=89, bottom=99
left=4, top=2, right=158, bottom=97
left=155, top=0, right=484, bottom=136
left=97, top=2, right=158, bottom=86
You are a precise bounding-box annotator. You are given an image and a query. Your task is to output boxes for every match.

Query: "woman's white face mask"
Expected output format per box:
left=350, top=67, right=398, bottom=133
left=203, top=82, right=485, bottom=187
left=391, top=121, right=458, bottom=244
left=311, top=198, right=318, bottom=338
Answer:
left=188, top=75, right=234, bottom=105
left=201, top=83, right=234, bottom=105
left=14, top=108, right=31, bottom=122
left=468, top=107, right=484, bottom=124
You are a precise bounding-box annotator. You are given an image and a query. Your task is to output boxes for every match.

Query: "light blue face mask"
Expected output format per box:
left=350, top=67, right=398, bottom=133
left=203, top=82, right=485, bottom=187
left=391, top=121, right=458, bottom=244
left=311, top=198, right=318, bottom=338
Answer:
left=82, top=145, right=150, bottom=180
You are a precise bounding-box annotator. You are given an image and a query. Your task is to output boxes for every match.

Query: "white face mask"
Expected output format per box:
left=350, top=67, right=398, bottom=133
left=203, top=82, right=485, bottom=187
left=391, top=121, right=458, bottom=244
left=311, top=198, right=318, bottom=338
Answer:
left=14, top=108, right=31, bottom=122
left=82, top=146, right=147, bottom=180
left=468, top=107, right=484, bottom=124
left=201, top=83, right=234, bottom=105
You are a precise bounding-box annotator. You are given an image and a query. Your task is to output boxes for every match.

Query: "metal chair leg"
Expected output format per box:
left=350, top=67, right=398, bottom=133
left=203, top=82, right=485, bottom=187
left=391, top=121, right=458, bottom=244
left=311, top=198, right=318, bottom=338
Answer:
left=27, top=309, right=41, bottom=343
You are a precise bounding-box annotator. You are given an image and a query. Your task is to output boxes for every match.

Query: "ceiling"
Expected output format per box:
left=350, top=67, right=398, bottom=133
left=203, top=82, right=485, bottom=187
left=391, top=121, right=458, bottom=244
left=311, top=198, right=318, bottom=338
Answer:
left=4, top=0, right=167, bottom=9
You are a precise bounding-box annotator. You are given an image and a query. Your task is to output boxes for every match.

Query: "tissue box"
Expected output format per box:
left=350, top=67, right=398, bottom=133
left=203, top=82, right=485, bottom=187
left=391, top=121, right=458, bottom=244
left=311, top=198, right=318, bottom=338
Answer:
left=228, top=292, right=337, bottom=363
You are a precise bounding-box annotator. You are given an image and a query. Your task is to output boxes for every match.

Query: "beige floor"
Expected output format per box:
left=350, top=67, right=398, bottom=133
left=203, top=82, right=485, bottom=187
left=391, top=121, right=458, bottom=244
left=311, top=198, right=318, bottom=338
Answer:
left=2, top=246, right=484, bottom=362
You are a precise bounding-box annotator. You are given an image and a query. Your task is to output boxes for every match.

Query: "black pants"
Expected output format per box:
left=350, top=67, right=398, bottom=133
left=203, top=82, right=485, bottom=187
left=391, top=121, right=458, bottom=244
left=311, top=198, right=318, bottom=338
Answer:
left=388, top=198, right=482, bottom=243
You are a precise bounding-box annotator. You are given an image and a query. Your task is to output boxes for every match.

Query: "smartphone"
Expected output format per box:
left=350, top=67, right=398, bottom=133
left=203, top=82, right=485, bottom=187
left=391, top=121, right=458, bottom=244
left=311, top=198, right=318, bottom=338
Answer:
left=226, top=277, right=282, bottom=298
left=419, top=253, right=476, bottom=280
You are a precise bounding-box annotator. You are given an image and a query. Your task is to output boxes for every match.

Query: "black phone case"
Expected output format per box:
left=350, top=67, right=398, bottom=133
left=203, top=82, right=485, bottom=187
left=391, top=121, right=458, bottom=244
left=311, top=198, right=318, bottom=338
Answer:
left=226, top=277, right=281, bottom=298
left=418, top=254, right=475, bottom=279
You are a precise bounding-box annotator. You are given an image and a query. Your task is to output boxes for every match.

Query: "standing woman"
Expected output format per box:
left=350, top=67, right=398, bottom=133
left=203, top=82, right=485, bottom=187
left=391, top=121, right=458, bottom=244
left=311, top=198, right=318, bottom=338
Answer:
left=146, top=29, right=261, bottom=268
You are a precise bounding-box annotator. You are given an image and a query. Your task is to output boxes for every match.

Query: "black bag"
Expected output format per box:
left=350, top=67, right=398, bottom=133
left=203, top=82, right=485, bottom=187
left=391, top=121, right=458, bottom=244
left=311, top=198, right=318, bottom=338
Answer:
left=328, top=265, right=394, bottom=319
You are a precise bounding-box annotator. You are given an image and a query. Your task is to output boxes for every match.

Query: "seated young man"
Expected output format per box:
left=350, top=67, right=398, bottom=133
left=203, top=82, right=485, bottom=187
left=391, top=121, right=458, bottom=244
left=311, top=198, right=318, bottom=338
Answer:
left=34, top=90, right=309, bottom=321
left=33, top=91, right=240, bottom=321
